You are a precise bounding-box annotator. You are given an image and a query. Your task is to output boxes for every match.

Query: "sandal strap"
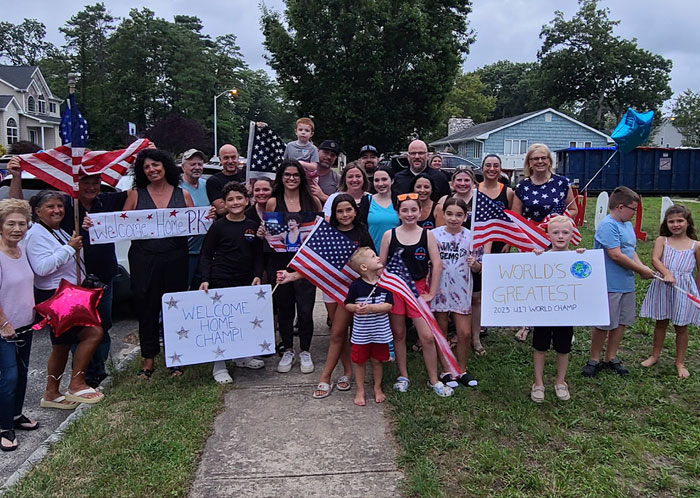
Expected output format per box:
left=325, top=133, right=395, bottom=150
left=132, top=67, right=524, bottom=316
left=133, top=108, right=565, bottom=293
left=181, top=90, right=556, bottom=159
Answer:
left=1, top=429, right=16, bottom=440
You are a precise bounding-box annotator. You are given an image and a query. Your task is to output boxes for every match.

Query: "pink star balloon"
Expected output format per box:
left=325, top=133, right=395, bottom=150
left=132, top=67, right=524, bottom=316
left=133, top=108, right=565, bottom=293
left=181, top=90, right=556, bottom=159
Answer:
left=33, top=279, right=103, bottom=336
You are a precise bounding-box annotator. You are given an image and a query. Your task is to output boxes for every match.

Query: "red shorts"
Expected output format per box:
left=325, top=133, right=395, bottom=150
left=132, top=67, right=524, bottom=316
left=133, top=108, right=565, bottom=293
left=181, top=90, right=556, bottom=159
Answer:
left=390, top=278, right=428, bottom=319
left=351, top=343, right=390, bottom=363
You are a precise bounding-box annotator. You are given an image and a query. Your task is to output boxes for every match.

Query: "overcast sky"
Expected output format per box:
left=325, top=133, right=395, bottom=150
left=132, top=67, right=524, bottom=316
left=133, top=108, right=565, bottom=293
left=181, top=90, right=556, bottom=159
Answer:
left=8, top=0, right=699, bottom=110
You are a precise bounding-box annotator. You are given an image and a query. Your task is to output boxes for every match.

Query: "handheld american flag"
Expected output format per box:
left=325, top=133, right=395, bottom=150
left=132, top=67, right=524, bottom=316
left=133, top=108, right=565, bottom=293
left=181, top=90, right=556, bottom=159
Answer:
left=247, top=124, right=286, bottom=179
left=288, top=220, right=359, bottom=304
left=377, top=251, right=460, bottom=377
left=472, top=190, right=550, bottom=252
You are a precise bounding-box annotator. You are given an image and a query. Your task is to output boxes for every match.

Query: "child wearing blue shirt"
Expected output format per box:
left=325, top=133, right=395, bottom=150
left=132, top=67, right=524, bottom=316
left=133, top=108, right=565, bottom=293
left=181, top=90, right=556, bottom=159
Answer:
left=582, top=187, right=653, bottom=377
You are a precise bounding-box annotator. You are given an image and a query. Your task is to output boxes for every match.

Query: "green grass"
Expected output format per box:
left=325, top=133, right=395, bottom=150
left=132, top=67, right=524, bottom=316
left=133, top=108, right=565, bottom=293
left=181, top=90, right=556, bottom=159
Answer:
left=387, top=196, right=700, bottom=497
left=6, top=361, right=225, bottom=498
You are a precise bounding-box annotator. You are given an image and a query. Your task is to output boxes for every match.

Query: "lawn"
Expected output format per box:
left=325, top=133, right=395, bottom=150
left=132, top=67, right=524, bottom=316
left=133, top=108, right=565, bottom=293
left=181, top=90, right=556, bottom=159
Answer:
left=387, top=196, right=700, bottom=497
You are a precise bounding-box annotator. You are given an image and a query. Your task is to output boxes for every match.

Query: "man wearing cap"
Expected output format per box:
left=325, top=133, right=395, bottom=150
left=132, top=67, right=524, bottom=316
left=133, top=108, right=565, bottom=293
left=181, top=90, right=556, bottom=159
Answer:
left=310, top=139, right=342, bottom=203
left=358, top=145, right=380, bottom=192
left=206, top=144, right=245, bottom=217
left=393, top=139, right=450, bottom=197
left=179, top=149, right=210, bottom=288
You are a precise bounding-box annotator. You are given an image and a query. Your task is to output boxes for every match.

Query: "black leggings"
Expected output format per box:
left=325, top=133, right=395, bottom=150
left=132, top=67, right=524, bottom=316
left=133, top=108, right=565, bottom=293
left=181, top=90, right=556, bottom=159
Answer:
left=274, top=278, right=316, bottom=351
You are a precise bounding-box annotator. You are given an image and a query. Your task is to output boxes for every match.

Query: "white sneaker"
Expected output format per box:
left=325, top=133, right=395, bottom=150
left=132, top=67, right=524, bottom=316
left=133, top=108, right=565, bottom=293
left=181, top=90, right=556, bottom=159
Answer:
left=299, top=351, right=314, bottom=373
left=233, top=357, right=265, bottom=369
left=277, top=351, right=295, bottom=373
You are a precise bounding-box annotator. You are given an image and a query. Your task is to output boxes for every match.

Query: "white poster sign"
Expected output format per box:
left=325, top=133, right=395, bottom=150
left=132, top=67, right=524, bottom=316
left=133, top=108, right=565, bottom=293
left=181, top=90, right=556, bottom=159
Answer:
left=481, top=249, right=610, bottom=327
left=88, top=206, right=212, bottom=244
left=162, top=285, right=275, bottom=367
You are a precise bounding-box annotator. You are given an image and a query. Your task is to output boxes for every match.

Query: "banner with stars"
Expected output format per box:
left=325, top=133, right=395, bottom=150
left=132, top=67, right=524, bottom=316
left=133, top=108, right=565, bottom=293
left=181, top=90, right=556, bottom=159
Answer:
left=162, top=284, right=275, bottom=367
left=88, top=206, right=213, bottom=244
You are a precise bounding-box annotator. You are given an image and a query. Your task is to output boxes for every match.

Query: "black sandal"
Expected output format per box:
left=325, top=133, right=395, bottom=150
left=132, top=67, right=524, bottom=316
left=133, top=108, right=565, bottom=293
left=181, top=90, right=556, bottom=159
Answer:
left=1, top=430, right=18, bottom=452
left=137, top=368, right=154, bottom=379
left=14, top=414, right=39, bottom=431
left=169, top=367, right=184, bottom=377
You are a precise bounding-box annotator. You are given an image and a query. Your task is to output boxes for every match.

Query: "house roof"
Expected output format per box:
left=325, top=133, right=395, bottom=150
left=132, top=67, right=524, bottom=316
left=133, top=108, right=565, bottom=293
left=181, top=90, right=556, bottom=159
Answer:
left=431, top=108, right=613, bottom=145
left=0, top=95, right=13, bottom=110
left=0, top=66, right=38, bottom=90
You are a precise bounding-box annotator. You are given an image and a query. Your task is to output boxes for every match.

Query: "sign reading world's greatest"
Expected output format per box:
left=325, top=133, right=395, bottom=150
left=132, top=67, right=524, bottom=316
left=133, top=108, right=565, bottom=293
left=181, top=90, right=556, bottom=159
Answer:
left=162, top=285, right=275, bottom=367
left=481, top=249, right=610, bottom=327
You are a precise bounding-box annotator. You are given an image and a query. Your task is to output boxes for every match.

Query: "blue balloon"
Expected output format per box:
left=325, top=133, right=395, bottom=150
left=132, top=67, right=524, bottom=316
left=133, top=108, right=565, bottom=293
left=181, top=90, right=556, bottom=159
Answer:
left=610, top=108, right=654, bottom=154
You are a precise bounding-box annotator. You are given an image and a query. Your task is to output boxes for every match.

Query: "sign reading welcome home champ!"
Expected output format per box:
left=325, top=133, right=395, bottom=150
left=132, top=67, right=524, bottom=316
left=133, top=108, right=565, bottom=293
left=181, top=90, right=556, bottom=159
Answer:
left=161, top=285, right=275, bottom=367
left=87, top=206, right=212, bottom=244
left=481, top=249, right=610, bottom=327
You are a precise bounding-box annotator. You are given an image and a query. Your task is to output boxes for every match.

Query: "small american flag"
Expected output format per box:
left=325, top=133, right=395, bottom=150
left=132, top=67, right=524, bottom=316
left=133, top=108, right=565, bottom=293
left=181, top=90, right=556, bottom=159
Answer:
left=248, top=124, right=286, bottom=179
left=539, top=212, right=582, bottom=246
left=472, top=190, right=550, bottom=252
left=288, top=220, right=359, bottom=304
left=377, top=251, right=460, bottom=377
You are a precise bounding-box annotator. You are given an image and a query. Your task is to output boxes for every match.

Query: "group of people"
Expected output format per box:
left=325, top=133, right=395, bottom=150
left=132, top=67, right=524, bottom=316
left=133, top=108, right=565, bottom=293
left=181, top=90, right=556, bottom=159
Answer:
left=1, top=118, right=697, bottom=451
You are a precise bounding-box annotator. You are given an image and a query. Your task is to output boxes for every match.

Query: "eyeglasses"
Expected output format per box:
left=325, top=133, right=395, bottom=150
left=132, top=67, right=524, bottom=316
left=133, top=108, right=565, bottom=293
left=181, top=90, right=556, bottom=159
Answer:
left=397, top=193, right=419, bottom=201
left=622, top=204, right=637, bottom=212
left=283, top=173, right=301, bottom=179
left=529, top=156, right=549, bottom=162
left=407, top=151, right=427, bottom=156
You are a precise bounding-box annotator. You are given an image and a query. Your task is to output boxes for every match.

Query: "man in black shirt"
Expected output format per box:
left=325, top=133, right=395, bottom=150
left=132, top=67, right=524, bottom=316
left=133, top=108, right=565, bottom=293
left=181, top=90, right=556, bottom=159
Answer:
left=206, top=144, right=246, bottom=216
left=393, top=140, right=450, bottom=197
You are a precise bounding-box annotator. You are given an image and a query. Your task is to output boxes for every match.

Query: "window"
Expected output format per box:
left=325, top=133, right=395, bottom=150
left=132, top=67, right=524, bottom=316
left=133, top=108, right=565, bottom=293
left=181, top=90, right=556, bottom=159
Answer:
left=27, top=96, right=35, bottom=113
left=544, top=113, right=552, bottom=122
left=570, top=141, right=593, bottom=148
left=29, top=130, right=38, bottom=144
left=38, top=95, right=46, bottom=114
left=473, top=141, right=482, bottom=159
left=504, top=139, right=527, bottom=155
left=569, top=141, right=577, bottom=148
left=49, top=103, right=56, bottom=113
left=6, top=118, right=18, bottom=144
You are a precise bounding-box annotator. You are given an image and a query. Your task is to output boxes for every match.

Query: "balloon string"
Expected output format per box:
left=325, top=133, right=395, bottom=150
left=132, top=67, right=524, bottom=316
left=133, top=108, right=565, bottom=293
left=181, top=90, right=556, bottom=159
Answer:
left=566, top=149, right=619, bottom=209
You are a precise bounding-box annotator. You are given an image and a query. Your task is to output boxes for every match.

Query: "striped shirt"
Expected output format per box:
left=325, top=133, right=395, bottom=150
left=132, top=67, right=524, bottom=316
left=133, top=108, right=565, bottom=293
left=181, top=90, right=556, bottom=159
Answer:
left=345, top=278, right=394, bottom=345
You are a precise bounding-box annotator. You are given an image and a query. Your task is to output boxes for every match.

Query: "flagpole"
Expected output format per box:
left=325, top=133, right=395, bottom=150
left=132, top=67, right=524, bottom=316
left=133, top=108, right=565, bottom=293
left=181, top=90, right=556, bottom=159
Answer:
left=469, top=189, right=477, bottom=252
left=565, top=148, right=619, bottom=210
left=67, top=72, right=82, bottom=283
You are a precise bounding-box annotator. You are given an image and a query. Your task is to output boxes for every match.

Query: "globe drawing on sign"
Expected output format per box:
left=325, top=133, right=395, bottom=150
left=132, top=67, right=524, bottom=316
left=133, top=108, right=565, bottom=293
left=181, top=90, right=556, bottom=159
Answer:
left=570, top=261, right=592, bottom=279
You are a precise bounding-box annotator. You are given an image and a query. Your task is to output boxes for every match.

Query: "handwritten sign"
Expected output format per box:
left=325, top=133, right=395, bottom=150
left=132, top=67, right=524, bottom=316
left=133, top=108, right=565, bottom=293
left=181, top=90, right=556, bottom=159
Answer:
left=481, top=249, right=610, bottom=327
left=162, top=285, right=275, bottom=367
left=88, top=207, right=212, bottom=244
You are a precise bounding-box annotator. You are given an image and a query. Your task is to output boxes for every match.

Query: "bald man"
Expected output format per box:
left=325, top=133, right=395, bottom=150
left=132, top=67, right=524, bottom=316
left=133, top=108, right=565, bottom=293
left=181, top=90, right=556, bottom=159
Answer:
left=206, top=144, right=246, bottom=216
left=393, top=139, right=450, bottom=197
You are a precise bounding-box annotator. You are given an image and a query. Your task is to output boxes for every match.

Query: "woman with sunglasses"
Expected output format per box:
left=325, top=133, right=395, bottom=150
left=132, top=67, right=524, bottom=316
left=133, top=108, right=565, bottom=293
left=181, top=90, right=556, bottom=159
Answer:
left=266, top=160, right=322, bottom=374
left=0, top=199, right=39, bottom=451
left=511, top=143, right=578, bottom=341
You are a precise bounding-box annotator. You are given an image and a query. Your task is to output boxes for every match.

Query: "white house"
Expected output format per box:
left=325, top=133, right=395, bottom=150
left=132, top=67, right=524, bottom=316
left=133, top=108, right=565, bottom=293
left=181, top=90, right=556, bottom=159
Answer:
left=0, top=65, right=62, bottom=150
left=651, top=117, right=684, bottom=148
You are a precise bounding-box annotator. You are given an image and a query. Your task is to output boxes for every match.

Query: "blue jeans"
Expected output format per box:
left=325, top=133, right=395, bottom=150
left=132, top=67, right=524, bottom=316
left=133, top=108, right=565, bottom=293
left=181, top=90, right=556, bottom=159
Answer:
left=71, top=282, right=113, bottom=381
left=0, top=329, right=33, bottom=430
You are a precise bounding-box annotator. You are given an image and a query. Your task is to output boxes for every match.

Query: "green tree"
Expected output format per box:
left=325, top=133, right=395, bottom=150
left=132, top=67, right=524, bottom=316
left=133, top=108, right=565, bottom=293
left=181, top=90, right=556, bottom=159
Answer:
left=538, top=0, right=672, bottom=130
left=262, top=0, right=475, bottom=155
left=429, top=72, right=495, bottom=139
left=671, top=90, right=700, bottom=146
left=0, top=19, right=55, bottom=65
left=476, top=61, right=546, bottom=119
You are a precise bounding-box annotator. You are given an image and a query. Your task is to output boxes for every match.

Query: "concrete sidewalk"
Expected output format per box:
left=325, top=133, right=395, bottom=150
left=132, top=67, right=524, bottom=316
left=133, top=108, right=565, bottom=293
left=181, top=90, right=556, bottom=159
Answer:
left=189, top=295, right=404, bottom=498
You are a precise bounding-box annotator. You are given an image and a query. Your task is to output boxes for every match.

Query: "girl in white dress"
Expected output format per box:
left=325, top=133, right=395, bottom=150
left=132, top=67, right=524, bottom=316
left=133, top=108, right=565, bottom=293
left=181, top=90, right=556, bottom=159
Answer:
left=430, top=197, right=481, bottom=388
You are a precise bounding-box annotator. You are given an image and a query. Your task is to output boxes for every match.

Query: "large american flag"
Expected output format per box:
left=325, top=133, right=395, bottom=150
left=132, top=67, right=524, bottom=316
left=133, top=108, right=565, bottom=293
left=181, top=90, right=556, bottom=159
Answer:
left=18, top=94, right=149, bottom=196
left=247, top=124, right=285, bottom=179
left=472, top=190, right=550, bottom=252
left=377, top=251, right=460, bottom=377
left=288, top=220, right=360, bottom=304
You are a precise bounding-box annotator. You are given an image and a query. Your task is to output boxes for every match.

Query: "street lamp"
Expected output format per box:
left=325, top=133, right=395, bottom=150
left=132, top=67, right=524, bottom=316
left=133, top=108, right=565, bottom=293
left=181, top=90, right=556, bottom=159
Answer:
left=213, top=88, right=238, bottom=155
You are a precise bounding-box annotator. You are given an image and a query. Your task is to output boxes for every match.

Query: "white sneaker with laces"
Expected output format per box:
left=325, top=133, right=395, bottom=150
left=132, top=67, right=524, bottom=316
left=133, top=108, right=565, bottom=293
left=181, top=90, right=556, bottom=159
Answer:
left=299, top=351, right=314, bottom=373
left=233, top=357, right=265, bottom=369
left=277, top=350, right=295, bottom=373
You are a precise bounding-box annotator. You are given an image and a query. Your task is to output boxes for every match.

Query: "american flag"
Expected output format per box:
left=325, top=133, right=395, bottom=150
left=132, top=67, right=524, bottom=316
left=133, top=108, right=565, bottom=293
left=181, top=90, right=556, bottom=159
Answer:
left=247, top=124, right=285, bottom=179
left=18, top=94, right=149, bottom=196
left=539, top=212, right=582, bottom=246
left=288, top=220, right=360, bottom=304
left=472, top=190, right=550, bottom=252
left=377, top=251, right=460, bottom=377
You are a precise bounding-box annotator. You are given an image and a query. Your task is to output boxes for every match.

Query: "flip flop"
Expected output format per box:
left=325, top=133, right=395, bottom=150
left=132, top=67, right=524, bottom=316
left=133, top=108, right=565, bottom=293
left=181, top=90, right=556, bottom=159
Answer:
left=335, top=376, right=352, bottom=391
left=14, top=414, right=39, bottom=431
left=213, top=370, right=233, bottom=384
left=312, top=382, right=333, bottom=399
left=40, top=395, right=79, bottom=410
left=65, top=388, right=104, bottom=404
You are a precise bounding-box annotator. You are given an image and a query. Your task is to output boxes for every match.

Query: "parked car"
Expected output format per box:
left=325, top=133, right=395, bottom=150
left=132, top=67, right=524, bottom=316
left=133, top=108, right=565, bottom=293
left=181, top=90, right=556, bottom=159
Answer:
left=377, top=152, right=483, bottom=182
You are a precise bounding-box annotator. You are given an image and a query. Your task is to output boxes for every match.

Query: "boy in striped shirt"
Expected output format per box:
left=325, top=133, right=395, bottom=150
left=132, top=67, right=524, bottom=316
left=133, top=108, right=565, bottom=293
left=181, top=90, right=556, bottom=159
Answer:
left=345, top=247, right=394, bottom=406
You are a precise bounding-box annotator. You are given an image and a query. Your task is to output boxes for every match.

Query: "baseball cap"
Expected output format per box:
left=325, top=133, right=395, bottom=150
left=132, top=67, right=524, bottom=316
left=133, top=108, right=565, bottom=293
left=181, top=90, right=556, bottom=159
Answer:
left=359, top=145, right=379, bottom=156
left=182, top=148, right=205, bottom=161
left=319, top=140, right=341, bottom=154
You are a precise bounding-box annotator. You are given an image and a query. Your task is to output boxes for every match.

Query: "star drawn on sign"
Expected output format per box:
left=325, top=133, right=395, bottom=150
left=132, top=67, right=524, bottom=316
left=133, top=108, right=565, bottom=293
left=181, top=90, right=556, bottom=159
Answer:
left=176, top=327, right=189, bottom=339
left=255, top=288, right=267, bottom=300
left=165, top=297, right=178, bottom=309
left=213, top=346, right=226, bottom=358
left=169, top=209, right=178, bottom=217
left=147, top=214, right=153, bottom=220
left=169, top=352, right=182, bottom=364
left=119, top=212, right=128, bottom=219
left=259, top=340, right=272, bottom=353
left=250, top=317, right=263, bottom=329
left=210, top=291, right=223, bottom=303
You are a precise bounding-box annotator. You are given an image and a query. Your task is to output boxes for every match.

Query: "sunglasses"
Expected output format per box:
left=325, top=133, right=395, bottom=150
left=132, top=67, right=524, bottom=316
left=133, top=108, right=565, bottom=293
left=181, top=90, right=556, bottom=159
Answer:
left=397, top=193, right=419, bottom=201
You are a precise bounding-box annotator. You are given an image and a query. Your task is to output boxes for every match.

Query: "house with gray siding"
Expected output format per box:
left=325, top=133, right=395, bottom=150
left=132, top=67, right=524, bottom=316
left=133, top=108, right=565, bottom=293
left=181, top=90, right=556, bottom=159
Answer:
left=431, top=108, right=613, bottom=176
left=0, top=65, right=62, bottom=150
